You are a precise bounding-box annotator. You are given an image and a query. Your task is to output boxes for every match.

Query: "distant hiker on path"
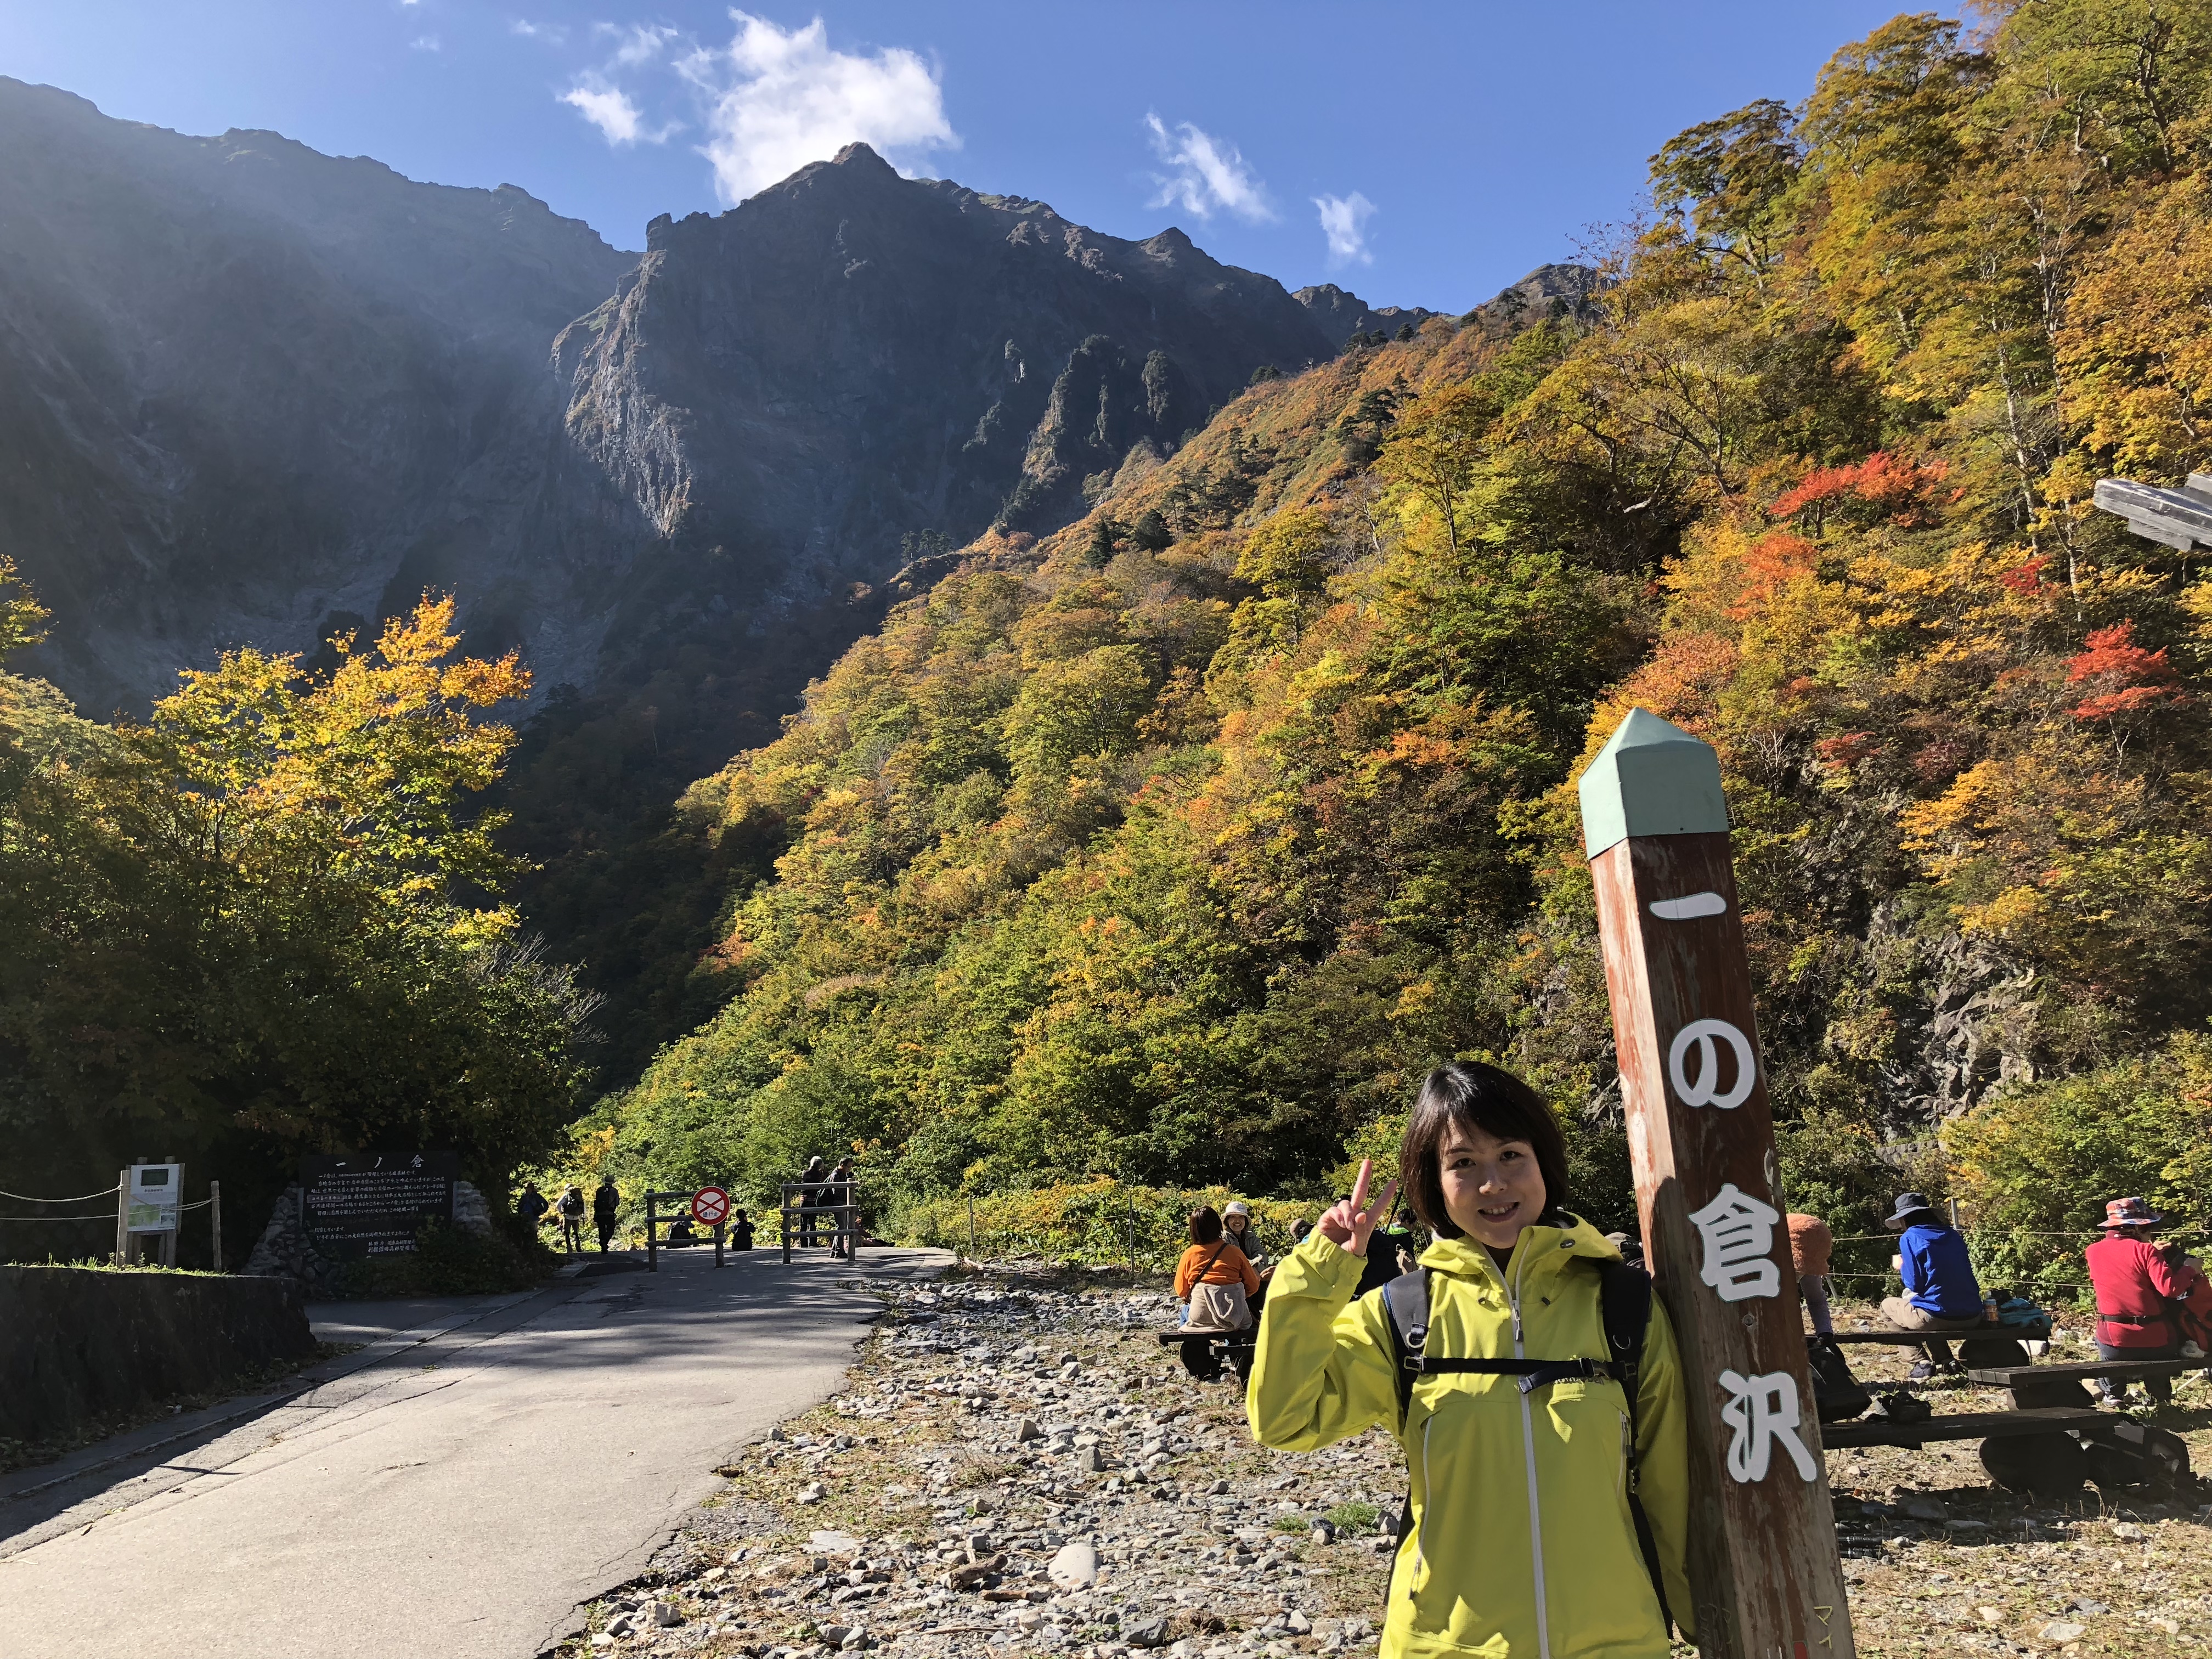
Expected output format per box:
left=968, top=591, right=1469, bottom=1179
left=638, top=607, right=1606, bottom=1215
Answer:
left=516, top=1181, right=549, bottom=1236
left=1249, top=1060, right=1695, bottom=1659
left=828, top=1158, right=857, bottom=1258
left=556, top=1184, right=586, bottom=1256
left=1879, top=1192, right=1983, bottom=1376
left=1788, top=1210, right=1835, bottom=1337
left=592, top=1177, right=620, bottom=1253
left=2085, top=1196, right=2204, bottom=1405
left=732, top=1208, right=756, bottom=1251
left=798, top=1156, right=828, bottom=1247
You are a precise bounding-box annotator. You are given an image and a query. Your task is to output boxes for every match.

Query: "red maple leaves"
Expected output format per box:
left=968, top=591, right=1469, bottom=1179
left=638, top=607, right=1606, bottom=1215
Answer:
left=2066, top=622, right=2185, bottom=722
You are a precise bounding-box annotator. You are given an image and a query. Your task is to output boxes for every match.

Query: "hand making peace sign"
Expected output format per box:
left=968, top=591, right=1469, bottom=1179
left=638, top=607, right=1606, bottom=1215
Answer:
left=1317, top=1157, right=1398, bottom=1257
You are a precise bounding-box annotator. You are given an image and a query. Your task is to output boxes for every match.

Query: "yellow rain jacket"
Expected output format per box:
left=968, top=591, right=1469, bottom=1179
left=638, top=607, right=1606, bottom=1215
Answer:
left=1249, top=1217, right=1695, bottom=1659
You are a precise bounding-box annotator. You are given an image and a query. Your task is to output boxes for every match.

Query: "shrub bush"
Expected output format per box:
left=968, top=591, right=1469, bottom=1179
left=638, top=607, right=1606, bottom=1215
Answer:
left=1945, top=1033, right=2212, bottom=1301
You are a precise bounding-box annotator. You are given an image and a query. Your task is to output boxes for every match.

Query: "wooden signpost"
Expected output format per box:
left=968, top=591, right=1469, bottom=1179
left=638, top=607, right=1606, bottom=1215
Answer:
left=1577, top=708, right=1854, bottom=1659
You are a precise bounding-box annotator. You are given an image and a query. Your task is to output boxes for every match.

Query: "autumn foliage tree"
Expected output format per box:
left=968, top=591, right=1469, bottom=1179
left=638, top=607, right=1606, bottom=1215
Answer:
left=559, top=4, right=2212, bottom=1257
left=0, top=593, right=599, bottom=1260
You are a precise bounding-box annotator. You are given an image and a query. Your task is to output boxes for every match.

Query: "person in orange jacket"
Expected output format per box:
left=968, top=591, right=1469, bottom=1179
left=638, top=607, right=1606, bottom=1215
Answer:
left=1174, top=1206, right=1261, bottom=1331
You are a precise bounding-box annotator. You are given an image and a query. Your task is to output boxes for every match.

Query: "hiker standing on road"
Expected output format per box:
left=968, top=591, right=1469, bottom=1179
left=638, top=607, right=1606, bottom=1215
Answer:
left=1879, top=1192, right=1984, bottom=1378
left=1249, top=1061, right=1694, bottom=1659
left=516, top=1181, right=550, bottom=1236
left=2085, top=1196, right=2204, bottom=1406
left=1788, top=1210, right=1836, bottom=1337
left=731, top=1208, right=756, bottom=1251
left=797, top=1156, right=828, bottom=1247
left=556, top=1184, right=586, bottom=1256
left=592, top=1177, right=620, bottom=1254
left=828, top=1157, right=857, bottom=1259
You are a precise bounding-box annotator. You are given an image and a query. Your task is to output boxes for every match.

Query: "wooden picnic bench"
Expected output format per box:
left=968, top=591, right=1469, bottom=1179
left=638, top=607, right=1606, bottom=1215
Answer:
left=1824, top=1329, right=2035, bottom=1367
left=1815, top=1343, right=2203, bottom=1496
left=1142, top=1327, right=1256, bottom=1387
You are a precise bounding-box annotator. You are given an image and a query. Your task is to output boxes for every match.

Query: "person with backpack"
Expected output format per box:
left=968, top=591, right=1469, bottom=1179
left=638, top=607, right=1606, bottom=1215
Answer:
left=1249, top=1061, right=1694, bottom=1659
left=2085, top=1196, right=2205, bottom=1404
left=555, top=1184, right=586, bottom=1256
left=592, top=1177, right=621, bottom=1253
left=731, top=1207, right=757, bottom=1251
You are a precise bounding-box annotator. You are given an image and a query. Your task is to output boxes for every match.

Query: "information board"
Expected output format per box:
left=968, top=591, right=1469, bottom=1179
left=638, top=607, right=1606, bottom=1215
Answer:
left=300, top=1152, right=459, bottom=1259
left=126, top=1162, right=183, bottom=1234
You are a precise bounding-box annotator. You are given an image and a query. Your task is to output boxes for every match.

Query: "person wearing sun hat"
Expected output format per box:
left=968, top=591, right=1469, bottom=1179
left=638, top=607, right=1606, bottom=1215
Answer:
left=1878, top=1192, right=1984, bottom=1376
left=2084, top=1196, right=2203, bottom=1405
left=1222, top=1200, right=1269, bottom=1271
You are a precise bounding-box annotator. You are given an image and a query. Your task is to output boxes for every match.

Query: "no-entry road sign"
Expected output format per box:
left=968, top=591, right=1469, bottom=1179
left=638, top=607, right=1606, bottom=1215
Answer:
left=691, top=1186, right=730, bottom=1228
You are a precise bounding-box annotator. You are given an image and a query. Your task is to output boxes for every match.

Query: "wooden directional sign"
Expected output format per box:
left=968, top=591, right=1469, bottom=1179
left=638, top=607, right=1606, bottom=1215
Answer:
left=1578, top=709, right=1854, bottom=1659
left=691, top=1186, right=731, bottom=1227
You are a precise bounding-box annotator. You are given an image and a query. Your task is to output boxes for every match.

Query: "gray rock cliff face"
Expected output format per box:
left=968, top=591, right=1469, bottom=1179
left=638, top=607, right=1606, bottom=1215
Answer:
left=550, top=142, right=1337, bottom=656
left=3, top=88, right=1340, bottom=731
left=0, top=77, right=638, bottom=713
left=1291, top=283, right=1442, bottom=345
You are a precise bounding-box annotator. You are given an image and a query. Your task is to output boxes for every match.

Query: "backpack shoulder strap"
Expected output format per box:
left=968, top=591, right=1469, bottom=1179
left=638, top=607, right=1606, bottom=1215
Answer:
left=1596, top=1259, right=1673, bottom=1637
left=1380, top=1266, right=1431, bottom=1430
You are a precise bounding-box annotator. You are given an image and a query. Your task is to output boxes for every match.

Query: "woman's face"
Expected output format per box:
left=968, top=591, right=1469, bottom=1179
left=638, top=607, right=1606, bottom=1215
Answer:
left=1439, top=1123, right=1547, bottom=1251
left=1226, top=1214, right=1248, bottom=1237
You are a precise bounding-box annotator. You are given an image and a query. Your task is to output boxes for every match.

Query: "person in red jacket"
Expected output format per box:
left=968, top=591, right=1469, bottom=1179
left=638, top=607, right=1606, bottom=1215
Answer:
left=2084, top=1196, right=2203, bottom=1405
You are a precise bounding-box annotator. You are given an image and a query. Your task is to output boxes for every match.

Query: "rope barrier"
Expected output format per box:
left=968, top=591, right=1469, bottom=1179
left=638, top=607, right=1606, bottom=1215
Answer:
left=2, top=1198, right=209, bottom=1222
left=0, top=1184, right=122, bottom=1203
left=0, top=1212, right=119, bottom=1223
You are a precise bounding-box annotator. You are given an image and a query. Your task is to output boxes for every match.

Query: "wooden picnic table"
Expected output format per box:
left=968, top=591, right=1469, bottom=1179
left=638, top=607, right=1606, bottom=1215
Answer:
left=1812, top=1330, right=2204, bottom=1496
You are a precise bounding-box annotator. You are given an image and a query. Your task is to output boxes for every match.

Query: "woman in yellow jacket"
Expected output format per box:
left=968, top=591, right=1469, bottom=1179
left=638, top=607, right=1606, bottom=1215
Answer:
left=1249, top=1060, right=1695, bottom=1659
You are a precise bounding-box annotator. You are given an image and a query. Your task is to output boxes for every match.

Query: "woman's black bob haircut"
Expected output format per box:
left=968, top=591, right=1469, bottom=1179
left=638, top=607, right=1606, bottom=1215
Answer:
left=1188, top=1206, right=1223, bottom=1245
left=1402, top=1060, right=1571, bottom=1239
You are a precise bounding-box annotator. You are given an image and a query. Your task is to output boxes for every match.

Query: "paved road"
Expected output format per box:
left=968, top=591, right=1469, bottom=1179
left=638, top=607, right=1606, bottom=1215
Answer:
left=0, top=1244, right=949, bottom=1659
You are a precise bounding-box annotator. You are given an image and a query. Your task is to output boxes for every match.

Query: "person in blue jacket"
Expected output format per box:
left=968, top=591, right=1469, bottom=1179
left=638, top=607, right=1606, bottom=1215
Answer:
left=1880, top=1192, right=1984, bottom=1376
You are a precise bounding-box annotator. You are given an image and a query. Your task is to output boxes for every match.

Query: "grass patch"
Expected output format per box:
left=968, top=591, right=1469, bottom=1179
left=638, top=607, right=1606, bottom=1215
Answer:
left=951, top=1451, right=1019, bottom=1488
left=1272, top=1514, right=1311, bottom=1533
left=1326, top=1500, right=1380, bottom=1533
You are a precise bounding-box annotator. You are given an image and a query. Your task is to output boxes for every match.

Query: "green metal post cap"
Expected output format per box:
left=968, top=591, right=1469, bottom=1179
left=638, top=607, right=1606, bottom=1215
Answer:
left=1575, top=707, right=1730, bottom=858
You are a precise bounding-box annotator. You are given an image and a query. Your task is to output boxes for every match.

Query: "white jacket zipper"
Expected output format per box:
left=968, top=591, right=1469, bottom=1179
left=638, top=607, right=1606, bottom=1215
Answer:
left=1510, top=1247, right=1552, bottom=1659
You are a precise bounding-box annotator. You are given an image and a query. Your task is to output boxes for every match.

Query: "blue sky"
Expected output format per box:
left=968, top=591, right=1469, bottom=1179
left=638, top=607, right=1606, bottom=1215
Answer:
left=2, top=2, right=1911, bottom=312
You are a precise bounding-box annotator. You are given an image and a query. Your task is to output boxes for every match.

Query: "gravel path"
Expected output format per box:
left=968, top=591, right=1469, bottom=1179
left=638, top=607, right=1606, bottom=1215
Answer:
left=545, top=1269, right=2212, bottom=1659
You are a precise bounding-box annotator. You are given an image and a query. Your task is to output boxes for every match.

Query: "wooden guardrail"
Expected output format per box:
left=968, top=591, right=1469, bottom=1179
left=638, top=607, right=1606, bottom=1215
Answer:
left=778, top=1182, right=861, bottom=1264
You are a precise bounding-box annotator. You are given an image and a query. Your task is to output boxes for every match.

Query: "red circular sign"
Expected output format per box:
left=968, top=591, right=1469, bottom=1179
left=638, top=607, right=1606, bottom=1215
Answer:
left=691, top=1186, right=731, bottom=1227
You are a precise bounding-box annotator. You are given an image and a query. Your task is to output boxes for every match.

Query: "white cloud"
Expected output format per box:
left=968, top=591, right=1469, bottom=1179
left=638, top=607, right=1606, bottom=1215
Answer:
left=600, top=21, right=678, bottom=66
left=410, top=33, right=441, bottom=52
left=679, top=13, right=956, bottom=205
left=1314, top=191, right=1377, bottom=266
left=562, top=81, right=660, bottom=145
left=557, top=25, right=682, bottom=147
left=511, top=19, right=567, bottom=43
left=1144, top=114, right=1273, bottom=224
